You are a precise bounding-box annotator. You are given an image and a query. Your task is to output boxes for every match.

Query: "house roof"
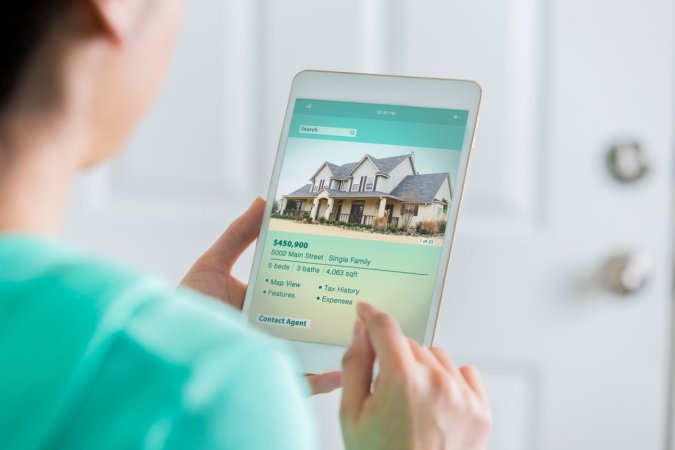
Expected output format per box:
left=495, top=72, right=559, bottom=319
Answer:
left=286, top=173, right=451, bottom=202
left=390, top=173, right=450, bottom=203
left=313, top=153, right=413, bottom=181
left=325, top=162, right=340, bottom=177
left=323, top=189, right=399, bottom=199
left=329, top=162, right=358, bottom=179
left=370, top=154, right=413, bottom=175
left=345, top=154, right=413, bottom=178
left=285, top=184, right=313, bottom=198
left=311, top=161, right=358, bottom=181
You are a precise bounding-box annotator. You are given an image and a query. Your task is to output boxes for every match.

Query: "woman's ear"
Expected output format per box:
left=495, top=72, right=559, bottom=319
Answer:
left=88, top=0, right=141, bottom=44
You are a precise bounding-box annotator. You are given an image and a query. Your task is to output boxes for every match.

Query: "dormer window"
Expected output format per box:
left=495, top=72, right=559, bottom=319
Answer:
left=365, top=176, right=375, bottom=191
left=351, top=181, right=359, bottom=192
left=340, top=181, right=349, bottom=191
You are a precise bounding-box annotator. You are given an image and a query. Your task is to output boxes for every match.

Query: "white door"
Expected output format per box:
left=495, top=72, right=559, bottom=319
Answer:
left=65, top=1, right=675, bottom=449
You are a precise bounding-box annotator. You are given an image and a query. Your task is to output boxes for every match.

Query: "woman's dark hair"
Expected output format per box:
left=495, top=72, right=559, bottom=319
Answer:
left=0, top=1, right=67, bottom=114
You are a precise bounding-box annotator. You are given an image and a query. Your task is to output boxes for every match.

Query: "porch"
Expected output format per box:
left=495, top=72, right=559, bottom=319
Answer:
left=328, top=212, right=400, bottom=227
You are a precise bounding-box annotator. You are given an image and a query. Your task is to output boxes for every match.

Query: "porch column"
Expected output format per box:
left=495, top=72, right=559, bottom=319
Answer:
left=309, top=199, right=319, bottom=221
left=378, top=197, right=387, bottom=216
left=324, top=198, right=334, bottom=220
left=280, top=198, right=288, bottom=213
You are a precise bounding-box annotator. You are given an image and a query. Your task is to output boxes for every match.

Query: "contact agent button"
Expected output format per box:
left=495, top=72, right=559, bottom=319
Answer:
left=256, top=314, right=311, bottom=329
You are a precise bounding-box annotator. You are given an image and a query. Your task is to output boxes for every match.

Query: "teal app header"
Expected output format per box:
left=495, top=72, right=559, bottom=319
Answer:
left=288, top=99, right=468, bottom=150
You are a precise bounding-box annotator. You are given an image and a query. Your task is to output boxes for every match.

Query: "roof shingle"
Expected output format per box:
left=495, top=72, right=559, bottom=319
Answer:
left=390, top=173, right=450, bottom=203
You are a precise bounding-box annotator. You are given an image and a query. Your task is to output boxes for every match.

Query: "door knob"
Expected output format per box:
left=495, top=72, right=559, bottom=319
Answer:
left=606, top=142, right=649, bottom=183
left=601, top=253, right=652, bottom=296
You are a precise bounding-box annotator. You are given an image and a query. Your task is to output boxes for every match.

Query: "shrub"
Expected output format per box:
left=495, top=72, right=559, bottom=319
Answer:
left=421, top=220, right=439, bottom=235
left=439, top=220, right=447, bottom=234
left=318, top=217, right=326, bottom=224
left=337, top=221, right=347, bottom=226
left=387, top=225, right=398, bottom=233
left=419, top=228, right=429, bottom=235
left=415, top=222, right=422, bottom=232
left=363, top=224, right=372, bottom=229
left=303, top=212, right=310, bottom=220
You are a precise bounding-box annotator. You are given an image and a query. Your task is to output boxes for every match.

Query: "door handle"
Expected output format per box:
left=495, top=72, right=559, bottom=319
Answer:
left=601, top=253, right=652, bottom=296
left=606, top=142, right=649, bottom=183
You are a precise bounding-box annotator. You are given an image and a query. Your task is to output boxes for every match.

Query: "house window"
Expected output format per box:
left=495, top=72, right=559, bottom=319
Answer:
left=358, top=176, right=367, bottom=191
left=319, top=179, right=325, bottom=191
left=401, top=204, right=419, bottom=216
left=340, top=181, right=349, bottom=191
left=365, top=176, right=375, bottom=191
left=351, top=181, right=359, bottom=192
left=312, top=183, right=319, bottom=193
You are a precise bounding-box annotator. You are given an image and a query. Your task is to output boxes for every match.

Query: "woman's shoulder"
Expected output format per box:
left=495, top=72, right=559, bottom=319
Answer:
left=0, top=235, right=312, bottom=448
left=0, top=234, right=301, bottom=388
left=0, top=234, right=282, bottom=365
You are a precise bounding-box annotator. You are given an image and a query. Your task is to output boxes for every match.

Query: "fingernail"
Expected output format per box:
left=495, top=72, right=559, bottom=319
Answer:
left=252, top=196, right=265, bottom=206
left=356, top=302, right=373, bottom=319
left=356, top=302, right=366, bottom=317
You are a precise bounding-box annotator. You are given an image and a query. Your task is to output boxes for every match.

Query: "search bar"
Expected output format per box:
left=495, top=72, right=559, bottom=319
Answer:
left=298, top=125, right=358, bottom=138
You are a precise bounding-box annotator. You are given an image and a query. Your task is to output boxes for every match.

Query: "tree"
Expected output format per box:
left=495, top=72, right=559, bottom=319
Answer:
left=441, top=198, right=449, bottom=217
left=400, top=191, right=421, bottom=229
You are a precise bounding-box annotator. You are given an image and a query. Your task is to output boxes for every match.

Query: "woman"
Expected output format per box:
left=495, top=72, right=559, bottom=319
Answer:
left=0, top=1, right=492, bottom=449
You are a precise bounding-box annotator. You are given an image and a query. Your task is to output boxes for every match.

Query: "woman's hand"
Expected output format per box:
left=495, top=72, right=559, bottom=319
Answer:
left=181, top=198, right=342, bottom=395
left=181, top=198, right=266, bottom=308
left=340, top=303, right=492, bottom=450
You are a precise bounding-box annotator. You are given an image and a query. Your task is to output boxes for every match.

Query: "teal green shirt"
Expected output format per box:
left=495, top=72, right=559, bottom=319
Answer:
left=0, top=236, right=315, bottom=449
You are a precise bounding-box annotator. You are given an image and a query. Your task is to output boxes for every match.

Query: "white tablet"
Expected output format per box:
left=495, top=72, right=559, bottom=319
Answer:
left=243, top=71, right=481, bottom=374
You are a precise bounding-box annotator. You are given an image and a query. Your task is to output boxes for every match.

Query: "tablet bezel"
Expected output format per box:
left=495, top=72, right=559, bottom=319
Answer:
left=242, top=70, right=481, bottom=374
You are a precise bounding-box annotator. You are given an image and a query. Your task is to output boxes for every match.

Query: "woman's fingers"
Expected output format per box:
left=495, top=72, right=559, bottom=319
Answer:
left=408, top=338, right=443, bottom=369
left=429, top=347, right=462, bottom=377
left=306, top=371, right=342, bottom=395
left=340, top=318, right=375, bottom=422
left=204, top=197, right=265, bottom=270
left=356, top=302, right=413, bottom=371
left=459, top=365, right=488, bottom=400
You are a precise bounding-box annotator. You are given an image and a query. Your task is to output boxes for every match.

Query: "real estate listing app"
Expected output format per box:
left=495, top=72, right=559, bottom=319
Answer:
left=249, top=98, right=468, bottom=346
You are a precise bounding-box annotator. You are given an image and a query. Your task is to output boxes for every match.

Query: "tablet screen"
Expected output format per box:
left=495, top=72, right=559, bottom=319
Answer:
left=248, top=98, right=469, bottom=346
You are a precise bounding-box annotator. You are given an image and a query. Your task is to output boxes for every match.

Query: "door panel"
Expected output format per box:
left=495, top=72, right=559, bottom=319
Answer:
left=389, top=0, right=544, bottom=225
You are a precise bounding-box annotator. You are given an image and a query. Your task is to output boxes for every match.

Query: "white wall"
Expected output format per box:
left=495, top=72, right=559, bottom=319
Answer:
left=436, top=177, right=452, bottom=204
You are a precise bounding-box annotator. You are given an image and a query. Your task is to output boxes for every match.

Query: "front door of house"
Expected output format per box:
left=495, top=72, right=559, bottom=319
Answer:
left=349, top=201, right=364, bottom=224
left=385, top=204, right=394, bottom=225
left=315, top=199, right=327, bottom=221
left=334, top=201, right=343, bottom=222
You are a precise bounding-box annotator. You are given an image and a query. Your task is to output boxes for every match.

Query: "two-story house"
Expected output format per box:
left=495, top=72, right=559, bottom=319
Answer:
left=280, top=153, right=452, bottom=228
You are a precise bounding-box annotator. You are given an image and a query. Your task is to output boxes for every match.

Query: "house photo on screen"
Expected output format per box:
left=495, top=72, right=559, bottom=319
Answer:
left=271, top=139, right=460, bottom=246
